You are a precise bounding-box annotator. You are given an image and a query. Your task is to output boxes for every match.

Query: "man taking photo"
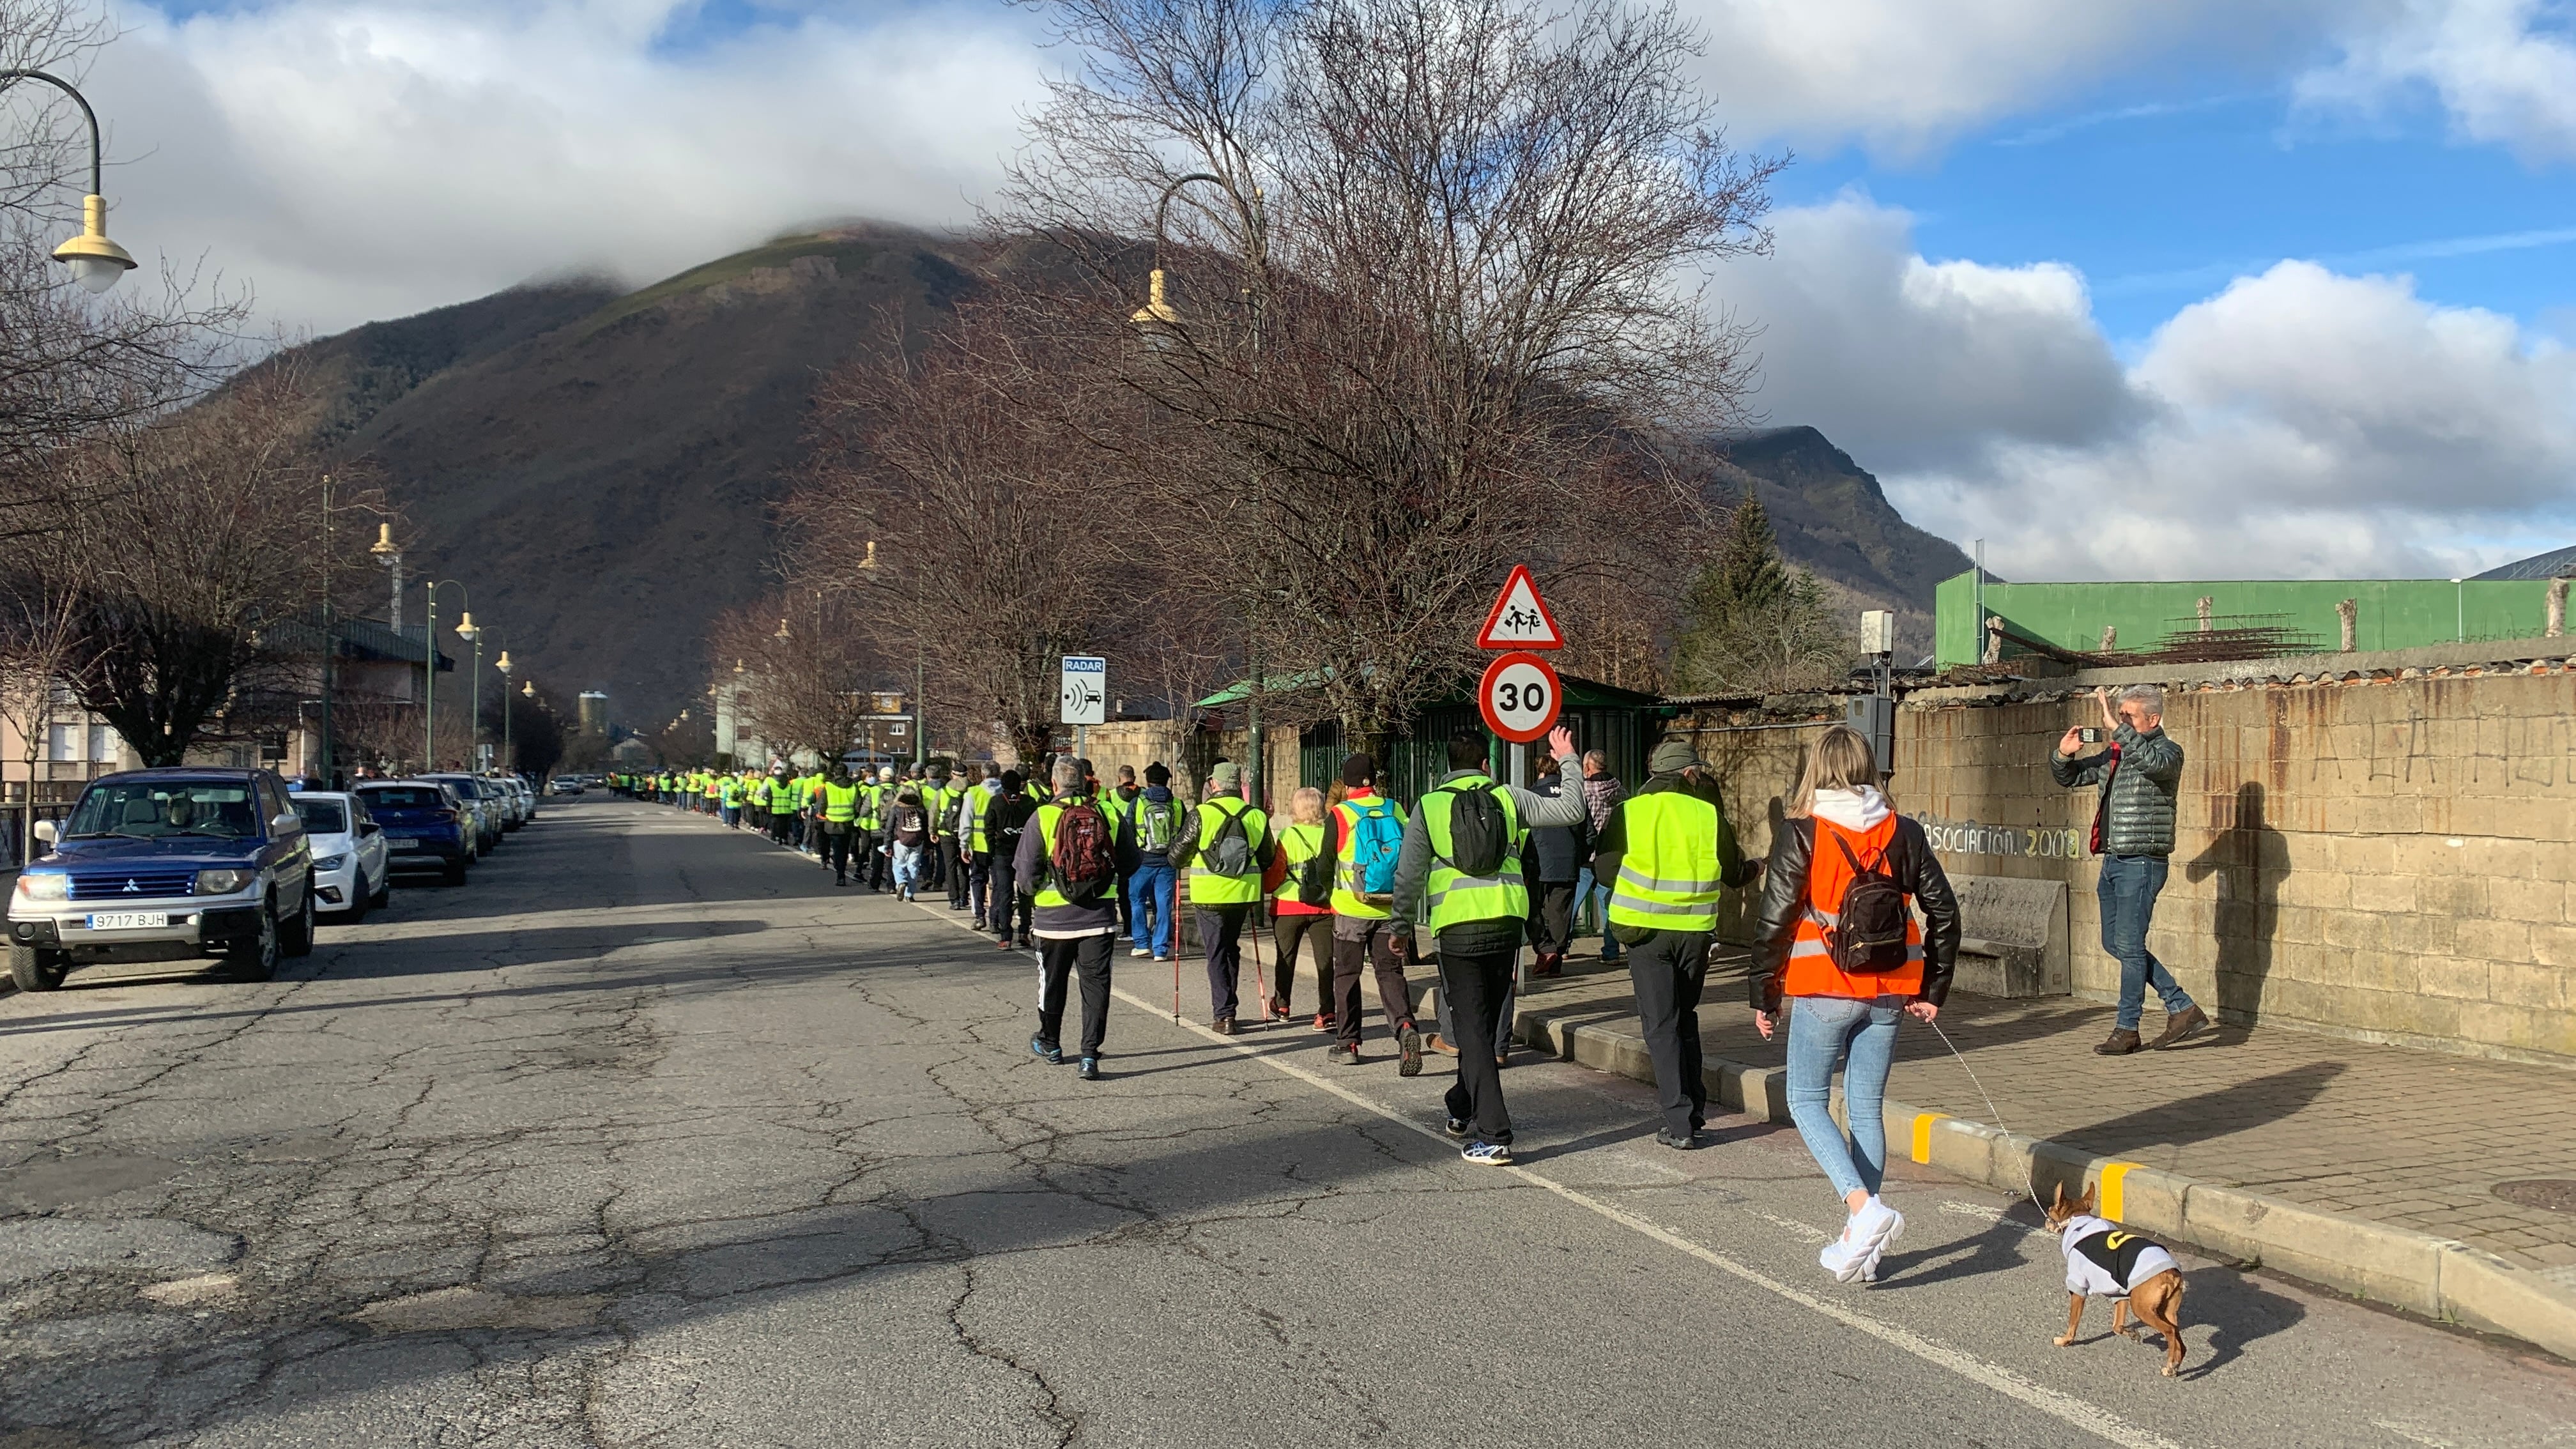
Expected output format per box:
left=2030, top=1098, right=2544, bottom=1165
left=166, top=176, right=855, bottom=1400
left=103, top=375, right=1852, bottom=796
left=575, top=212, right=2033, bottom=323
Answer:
left=2053, top=684, right=2207, bottom=1055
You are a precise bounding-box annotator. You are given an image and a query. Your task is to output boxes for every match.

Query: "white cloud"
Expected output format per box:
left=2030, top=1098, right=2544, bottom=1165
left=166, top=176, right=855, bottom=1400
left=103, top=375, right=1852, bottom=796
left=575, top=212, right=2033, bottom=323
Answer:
left=1726, top=199, right=2576, bottom=579
left=2298, top=0, right=2576, bottom=162
left=1684, top=0, right=2329, bottom=155
left=86, top=1, right=1041, bottom=332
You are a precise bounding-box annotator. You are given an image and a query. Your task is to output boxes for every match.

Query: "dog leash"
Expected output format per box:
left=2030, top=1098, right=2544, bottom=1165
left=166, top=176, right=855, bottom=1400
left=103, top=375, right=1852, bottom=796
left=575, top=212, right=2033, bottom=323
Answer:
left=1923, top=1015, right=2044, bottom=1213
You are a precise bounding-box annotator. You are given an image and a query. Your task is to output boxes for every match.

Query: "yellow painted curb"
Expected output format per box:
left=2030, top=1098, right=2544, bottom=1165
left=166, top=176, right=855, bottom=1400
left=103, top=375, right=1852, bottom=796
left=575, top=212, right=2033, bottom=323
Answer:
left=2101, top=1160, right=2143, bottom=1222
left=1910, top=1112, right=1949, bottom=1165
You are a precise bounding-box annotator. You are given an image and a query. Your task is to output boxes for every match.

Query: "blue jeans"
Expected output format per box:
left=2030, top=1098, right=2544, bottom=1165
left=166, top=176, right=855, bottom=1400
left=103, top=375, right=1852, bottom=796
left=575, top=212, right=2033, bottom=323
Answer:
left=893, top=843, right=924, bottom=892
left=1785, top=995, right=1902, bottom=1200
left=2098, top=854, right=2195, bottom=1031
left=1574, top=866, right=1619, bottom=960
left=1128, top=859, right=1176, bottom=957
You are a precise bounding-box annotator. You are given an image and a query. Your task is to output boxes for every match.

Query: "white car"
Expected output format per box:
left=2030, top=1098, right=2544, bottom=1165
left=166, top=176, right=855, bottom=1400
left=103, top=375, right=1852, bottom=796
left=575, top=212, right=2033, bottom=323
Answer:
left=290, top=790, right=390, bottom=921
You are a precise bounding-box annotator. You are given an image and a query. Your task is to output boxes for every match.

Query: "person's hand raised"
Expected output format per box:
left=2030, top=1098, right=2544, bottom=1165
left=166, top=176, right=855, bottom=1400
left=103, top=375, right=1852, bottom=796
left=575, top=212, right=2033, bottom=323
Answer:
left=1545, top=725, right=1576, bottom=763
left=2058, top=725, right=2087, bottom=756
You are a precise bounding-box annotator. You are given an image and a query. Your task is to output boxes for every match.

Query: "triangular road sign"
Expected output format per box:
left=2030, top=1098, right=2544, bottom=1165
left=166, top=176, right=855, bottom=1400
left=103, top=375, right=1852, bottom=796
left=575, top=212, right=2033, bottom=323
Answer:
left=1475, top=565, right=1564, bottom=650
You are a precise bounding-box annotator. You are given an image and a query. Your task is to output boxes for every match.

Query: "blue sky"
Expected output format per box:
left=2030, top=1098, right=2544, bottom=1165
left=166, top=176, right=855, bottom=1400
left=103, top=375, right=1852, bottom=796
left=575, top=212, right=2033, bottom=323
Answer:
left=77, top=0, right=2576, bottom=579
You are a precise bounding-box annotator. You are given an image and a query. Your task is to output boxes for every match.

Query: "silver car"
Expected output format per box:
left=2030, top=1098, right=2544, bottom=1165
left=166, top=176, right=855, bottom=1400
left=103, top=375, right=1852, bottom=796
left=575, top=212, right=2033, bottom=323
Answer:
left=290, top=790, right=391, bottom=920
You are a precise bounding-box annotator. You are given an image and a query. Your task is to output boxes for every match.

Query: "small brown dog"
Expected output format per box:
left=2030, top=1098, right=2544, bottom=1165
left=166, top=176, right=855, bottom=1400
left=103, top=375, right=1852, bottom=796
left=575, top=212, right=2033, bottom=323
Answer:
left=2044, top=1182, right=2189, bottom=1376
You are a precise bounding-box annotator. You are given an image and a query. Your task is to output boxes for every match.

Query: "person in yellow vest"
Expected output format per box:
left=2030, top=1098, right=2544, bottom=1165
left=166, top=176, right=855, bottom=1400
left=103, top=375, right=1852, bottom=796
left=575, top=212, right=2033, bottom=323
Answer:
left=1124, top=763, right=1184, bottom=961
left=1590, top=737, right=1758, bottom=1150
left=1015, top=758, right=1120, bottom=1080
left=1261, top=786, right=1333, bottom=1031
left=1389, top=725, right=1583, bottom=1165
left=959, top=764, right=997, bottom=923
left=1101, top=765, right=1144, bottom=942
left=923, top=763, right=962, bottom=907
left=865, top=765, right=899, bottom=893
left=816, top=765, right=862, bottom=885
left=1323, top=753, right=1423, bottom=1073
left=1163, top=760, right=1275, bottom=1034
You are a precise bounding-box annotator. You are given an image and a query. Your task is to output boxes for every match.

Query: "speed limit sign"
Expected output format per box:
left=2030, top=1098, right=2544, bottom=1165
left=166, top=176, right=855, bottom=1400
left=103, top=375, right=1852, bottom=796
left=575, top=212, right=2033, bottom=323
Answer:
left=1478, top=650, right=1561, bottom=744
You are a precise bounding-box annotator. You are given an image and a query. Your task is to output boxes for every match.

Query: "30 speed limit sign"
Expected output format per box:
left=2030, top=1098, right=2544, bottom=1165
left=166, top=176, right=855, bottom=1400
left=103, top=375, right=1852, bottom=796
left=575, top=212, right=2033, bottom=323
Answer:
left=1477, top=650, right=1561, bottom=744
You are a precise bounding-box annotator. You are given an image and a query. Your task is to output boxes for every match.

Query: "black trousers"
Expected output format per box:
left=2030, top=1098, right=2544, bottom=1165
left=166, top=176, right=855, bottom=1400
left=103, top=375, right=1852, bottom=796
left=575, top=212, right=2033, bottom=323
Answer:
left=1528, top=880, right=1577, bottom=956
left=1198, top=904, right=1252, bottom=1022
left=822, top=824, right=854, bottom=878
left=1037, top=933, right=1116, bottom=1057
left=942, top=841, right=967, bottom=905
left=1273, top=912, right=1332, bottom=1015
left=988, top=857, right=1031, bottom=940
left=1331, top=920, right=1416, bottom=1048
left=863, top=831, right=889, bottom=890
left=1438, top=945, right=1518, bottom=1144
left=967, top=851, right=992, bottom=926
left=1628, top=930, right=1712, bottom=1136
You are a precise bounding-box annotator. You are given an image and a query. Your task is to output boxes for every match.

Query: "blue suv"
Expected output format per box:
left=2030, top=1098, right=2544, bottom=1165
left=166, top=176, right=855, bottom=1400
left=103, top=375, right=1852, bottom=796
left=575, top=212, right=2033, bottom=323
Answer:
left=6, top=768, right=316, bottom=991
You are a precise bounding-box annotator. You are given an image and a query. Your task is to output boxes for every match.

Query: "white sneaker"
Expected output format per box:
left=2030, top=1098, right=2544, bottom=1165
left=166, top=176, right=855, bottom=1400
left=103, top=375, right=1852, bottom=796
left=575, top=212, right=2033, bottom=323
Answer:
left=1818, top=1236, right=1867, bottom=1282
left=1851, top=1195, right=1905, bottom=1256
left=1131, top=947, right=1152, bottom=958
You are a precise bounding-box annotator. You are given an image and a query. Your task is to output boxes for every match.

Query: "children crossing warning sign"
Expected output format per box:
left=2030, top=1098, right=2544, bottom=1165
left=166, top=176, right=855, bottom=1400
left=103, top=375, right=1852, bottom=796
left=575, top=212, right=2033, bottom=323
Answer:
left=1473, top=565, right=1563, bottom=650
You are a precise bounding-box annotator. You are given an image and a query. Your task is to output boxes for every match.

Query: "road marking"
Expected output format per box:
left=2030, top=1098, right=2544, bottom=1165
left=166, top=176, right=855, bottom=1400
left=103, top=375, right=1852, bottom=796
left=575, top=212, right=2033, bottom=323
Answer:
left=1749, top=1208, right=1833, bottom=1245
left=898, top=900, right=2187, bottom=1449
left=1912, top=1110, right=1949, bottom=1163
left=2373, top=1421, right=2458, bottom=1448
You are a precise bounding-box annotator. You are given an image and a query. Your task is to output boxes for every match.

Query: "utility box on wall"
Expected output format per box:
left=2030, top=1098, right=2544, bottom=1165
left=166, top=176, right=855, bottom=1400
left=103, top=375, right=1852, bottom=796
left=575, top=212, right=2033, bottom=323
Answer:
left=1845, top=694, right=1895, bottom=777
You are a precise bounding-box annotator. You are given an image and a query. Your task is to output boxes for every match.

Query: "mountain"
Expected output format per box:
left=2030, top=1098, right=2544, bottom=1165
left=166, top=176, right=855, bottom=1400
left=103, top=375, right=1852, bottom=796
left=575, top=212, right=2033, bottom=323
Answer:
left=1707, top=426, right=1975, bottom=657
left=281, top=227, right=1974, bottom=724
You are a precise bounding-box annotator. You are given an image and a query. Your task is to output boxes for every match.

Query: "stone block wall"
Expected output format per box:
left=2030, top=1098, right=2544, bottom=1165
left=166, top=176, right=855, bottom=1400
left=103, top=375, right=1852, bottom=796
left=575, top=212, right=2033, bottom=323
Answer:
left=1677, top=650, right=2576, bottom=1066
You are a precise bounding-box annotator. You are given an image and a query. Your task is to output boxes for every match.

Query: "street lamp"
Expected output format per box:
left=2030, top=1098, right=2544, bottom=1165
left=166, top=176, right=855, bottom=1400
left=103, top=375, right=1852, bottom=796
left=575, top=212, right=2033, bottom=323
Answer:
left=422, top=580, right=467, bottom=769
left=371, top=524, right=403, bottom=631
left=0, top=70, right=138, bottom=293
left=456, top=611, right=484, bottom=771
left=494, top=646, right=514, bottom=772
left=1132, top=170, right=1272, bottom=802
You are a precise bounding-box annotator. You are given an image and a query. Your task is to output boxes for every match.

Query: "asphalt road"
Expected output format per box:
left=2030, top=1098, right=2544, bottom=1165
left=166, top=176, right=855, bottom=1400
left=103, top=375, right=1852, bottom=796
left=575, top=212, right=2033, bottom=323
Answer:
left=3, top=798, right=2571, bottom=1448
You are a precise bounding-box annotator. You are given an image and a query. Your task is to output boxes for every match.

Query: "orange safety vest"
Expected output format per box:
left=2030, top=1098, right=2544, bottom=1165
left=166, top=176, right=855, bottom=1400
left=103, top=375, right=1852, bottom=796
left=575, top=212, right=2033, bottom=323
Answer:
left=1782, top=815, right=1925, bottom=1001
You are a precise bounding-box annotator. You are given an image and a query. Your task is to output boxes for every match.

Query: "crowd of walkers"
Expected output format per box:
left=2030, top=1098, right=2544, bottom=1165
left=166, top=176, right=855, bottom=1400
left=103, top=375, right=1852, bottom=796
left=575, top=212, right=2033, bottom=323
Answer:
left=611, top=683, right=2209, bottom=1288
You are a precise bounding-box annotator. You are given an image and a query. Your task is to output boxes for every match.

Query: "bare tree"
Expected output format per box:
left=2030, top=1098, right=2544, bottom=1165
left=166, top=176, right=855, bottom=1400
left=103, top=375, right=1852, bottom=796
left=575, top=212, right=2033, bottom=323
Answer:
left=997, top=0, right=1775, bottom=754
left=703, top=594, right=885, bottom=767
left=789, top=315, right=1134, bottom=765
left=46, top=367, right=378, bottom=765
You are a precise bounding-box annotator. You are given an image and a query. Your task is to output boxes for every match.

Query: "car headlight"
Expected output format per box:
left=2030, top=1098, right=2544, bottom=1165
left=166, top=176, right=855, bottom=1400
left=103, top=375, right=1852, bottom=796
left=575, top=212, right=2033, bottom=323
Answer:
left=14, top=873, right=68, bottom=901
left=312, top=854, right=348, bottom=871
left=194, top=868, right=254, bottom=895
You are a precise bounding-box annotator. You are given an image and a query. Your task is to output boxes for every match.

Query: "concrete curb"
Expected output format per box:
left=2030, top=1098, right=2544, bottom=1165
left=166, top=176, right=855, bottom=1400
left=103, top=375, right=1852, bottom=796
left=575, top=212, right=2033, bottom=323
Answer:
left=1501, top=996, right=2576, bottom=1361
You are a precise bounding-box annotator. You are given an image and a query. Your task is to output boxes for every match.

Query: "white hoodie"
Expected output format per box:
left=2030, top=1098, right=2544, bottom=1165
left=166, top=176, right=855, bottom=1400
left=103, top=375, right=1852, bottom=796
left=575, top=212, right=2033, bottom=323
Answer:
left=1809, top=785, right=1891, bottom=833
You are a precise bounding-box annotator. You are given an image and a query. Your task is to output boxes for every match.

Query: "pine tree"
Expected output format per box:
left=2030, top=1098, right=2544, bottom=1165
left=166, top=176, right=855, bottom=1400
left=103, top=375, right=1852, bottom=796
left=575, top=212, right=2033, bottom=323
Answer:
left=1672, top=494, right=1850, bottom=693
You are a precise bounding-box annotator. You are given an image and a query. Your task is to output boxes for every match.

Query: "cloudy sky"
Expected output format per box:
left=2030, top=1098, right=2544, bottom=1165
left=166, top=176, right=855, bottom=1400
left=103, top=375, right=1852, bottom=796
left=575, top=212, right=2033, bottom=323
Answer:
left=75, top=0, right=2576, bottom=581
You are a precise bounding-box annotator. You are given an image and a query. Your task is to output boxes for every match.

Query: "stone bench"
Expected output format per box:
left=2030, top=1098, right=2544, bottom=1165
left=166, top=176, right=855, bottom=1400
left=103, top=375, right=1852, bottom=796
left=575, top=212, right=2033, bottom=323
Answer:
left=1945, top=873, right=2069, bottom=997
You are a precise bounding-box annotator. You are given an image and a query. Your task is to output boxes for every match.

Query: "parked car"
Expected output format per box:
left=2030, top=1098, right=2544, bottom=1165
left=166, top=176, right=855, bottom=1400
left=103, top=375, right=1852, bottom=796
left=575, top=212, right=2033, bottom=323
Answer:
left=354, top=780, right=475, bottom=885
left=506, top=774, right=537, bottom=823
left=549, top=777, right=585, bottom=796
left=6, top=767, right=316, bottom=990
left=422, top=773, right=502, bottom=855
left=290, top=791, right=391, bottom=920
left=487, top=774, right=527, bottom=830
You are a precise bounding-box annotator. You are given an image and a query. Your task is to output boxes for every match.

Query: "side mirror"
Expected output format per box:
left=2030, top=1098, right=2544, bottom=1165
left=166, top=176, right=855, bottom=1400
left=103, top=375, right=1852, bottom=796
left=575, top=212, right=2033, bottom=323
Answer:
left=271, top=811, right=303, bottom=835
left=33, top=819, right=57, bottom=844
left=360, top=820, right=381, bottom=837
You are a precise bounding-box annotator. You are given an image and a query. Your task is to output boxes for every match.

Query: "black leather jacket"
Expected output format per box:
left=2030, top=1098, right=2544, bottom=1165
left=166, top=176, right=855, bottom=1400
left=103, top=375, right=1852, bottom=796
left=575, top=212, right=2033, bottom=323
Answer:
left=1750, top=816, right=1962, bottom=1014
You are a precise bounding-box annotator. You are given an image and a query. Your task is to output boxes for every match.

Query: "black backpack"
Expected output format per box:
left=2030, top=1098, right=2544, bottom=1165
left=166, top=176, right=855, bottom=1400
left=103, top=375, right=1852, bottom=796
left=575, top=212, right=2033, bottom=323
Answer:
left=1813, top=825, right=1911, bottom=972
left=1292, top=837, right=1334, bottom=907
left=1438, top=783, right=1511, bottom=877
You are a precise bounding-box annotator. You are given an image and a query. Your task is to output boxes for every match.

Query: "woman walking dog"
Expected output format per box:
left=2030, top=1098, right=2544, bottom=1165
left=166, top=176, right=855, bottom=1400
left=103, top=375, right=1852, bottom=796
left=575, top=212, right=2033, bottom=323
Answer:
left=1752, top=726, right=1961, bottom=1284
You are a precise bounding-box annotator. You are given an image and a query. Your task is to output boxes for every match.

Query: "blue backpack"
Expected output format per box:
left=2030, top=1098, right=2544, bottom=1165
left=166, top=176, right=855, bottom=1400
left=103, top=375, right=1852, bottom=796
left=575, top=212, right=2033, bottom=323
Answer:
left=1348, top=797, right=1404, bottom=896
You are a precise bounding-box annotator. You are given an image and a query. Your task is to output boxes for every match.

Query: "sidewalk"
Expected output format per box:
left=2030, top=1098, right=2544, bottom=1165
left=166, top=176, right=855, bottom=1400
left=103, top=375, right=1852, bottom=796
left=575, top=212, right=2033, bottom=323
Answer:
left=1421, top=944, right=2576, bottom=1357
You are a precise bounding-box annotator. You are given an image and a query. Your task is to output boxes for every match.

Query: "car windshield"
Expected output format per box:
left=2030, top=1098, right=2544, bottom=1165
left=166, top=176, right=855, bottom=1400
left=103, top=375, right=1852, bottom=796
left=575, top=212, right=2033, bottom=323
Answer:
left=65, top=780, right=259, bottom=839
left=292, top=800, right=348, bottom=833
left=360, top=787, right=446, bottom=811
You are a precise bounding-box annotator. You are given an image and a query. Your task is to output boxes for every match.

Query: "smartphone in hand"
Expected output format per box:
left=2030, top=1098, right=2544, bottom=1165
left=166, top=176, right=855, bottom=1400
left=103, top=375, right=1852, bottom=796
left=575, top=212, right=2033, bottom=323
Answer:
left=2078, top=727, right=2102, bottom=744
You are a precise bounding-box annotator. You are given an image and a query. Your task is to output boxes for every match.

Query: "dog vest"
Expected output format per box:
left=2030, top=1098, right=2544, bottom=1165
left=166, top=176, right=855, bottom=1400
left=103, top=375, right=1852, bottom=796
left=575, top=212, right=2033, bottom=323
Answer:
left=2058, top=1214, right=2179, bottom=1298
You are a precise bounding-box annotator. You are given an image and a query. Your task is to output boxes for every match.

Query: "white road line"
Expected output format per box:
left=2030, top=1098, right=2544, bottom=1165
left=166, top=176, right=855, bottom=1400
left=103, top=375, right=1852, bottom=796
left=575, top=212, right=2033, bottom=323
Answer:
left=2373, top=1422, right=2458, bottom=1448
left=900, top=900, right=2188, bottom=1449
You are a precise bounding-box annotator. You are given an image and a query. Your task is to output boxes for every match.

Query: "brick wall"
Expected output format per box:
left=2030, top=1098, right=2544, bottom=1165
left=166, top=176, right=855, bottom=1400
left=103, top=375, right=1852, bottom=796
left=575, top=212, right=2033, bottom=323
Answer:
left=1678, top=649, right=2576, bottom=1066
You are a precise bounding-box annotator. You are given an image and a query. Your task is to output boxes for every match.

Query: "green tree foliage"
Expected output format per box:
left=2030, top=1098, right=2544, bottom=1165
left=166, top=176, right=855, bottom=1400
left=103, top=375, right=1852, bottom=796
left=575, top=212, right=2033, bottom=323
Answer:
left=1673, top=495, right=1850, bottom=694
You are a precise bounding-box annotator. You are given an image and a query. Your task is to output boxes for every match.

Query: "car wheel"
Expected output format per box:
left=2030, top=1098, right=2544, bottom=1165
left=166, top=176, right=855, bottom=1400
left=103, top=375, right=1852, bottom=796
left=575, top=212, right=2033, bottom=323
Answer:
left=371, top=871, right=392, bottom=909
left=227, top=899, right=279, bottom=982
left=279, top=880, right=316, bottom=958
left=443, top=858, right=468, bottom=886
left=343, top=877, right=369, bottom=924
left=8, top=942, right=68, bottom=992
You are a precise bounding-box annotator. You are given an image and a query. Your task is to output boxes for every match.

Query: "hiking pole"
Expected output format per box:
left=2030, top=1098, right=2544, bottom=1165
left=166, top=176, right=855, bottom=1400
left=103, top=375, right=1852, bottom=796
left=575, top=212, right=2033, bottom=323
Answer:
left=1249, top=905, right=1269, bottom=1019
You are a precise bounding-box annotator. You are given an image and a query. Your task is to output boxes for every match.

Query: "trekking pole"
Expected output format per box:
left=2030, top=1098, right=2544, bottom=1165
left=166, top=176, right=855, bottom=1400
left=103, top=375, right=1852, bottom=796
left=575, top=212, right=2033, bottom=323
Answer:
left=1249, top=905, right=1269, bottom=1018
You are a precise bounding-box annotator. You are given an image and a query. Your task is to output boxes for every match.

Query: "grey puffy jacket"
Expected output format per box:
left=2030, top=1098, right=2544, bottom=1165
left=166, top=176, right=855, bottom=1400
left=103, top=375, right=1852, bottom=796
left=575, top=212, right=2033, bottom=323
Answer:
left=2051, top=723, right=2182, bottom=857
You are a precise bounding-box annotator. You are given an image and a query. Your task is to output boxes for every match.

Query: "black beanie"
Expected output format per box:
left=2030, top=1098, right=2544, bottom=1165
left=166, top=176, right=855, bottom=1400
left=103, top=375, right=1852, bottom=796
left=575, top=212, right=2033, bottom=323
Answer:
left=1144, top=762, right=1170, bottom=785
left=1341, top=753, right=1375, bottom=788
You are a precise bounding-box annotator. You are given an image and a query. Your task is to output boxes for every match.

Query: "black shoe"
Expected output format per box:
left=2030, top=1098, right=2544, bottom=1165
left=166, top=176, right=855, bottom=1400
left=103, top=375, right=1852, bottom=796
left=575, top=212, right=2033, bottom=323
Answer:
left=1655, top=1127, right=1700, bottom=1151
left=1031, top=1035, right=1062, bottom=1065
left=1327, top=1044, right=1360, bottom=1066
left=1397, top=1022, right=1423, bottom=1078
left=1077, top=1057, right=1101, bottom=1081
left=1445, top=1116, right=1470, bottom=1138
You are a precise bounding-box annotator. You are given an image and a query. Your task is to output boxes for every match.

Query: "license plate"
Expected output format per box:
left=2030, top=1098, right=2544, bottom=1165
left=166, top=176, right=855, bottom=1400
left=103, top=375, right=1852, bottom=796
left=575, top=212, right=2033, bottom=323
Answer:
left=86, top=912, right=169, bottom=930
left=390, top=839, right=423, bottom=852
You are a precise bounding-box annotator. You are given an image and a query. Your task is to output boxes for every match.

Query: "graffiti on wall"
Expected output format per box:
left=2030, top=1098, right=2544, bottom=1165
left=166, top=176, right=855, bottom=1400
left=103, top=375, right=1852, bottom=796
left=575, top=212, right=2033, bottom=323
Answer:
left=1919, top=815, right=2089, bottom=861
